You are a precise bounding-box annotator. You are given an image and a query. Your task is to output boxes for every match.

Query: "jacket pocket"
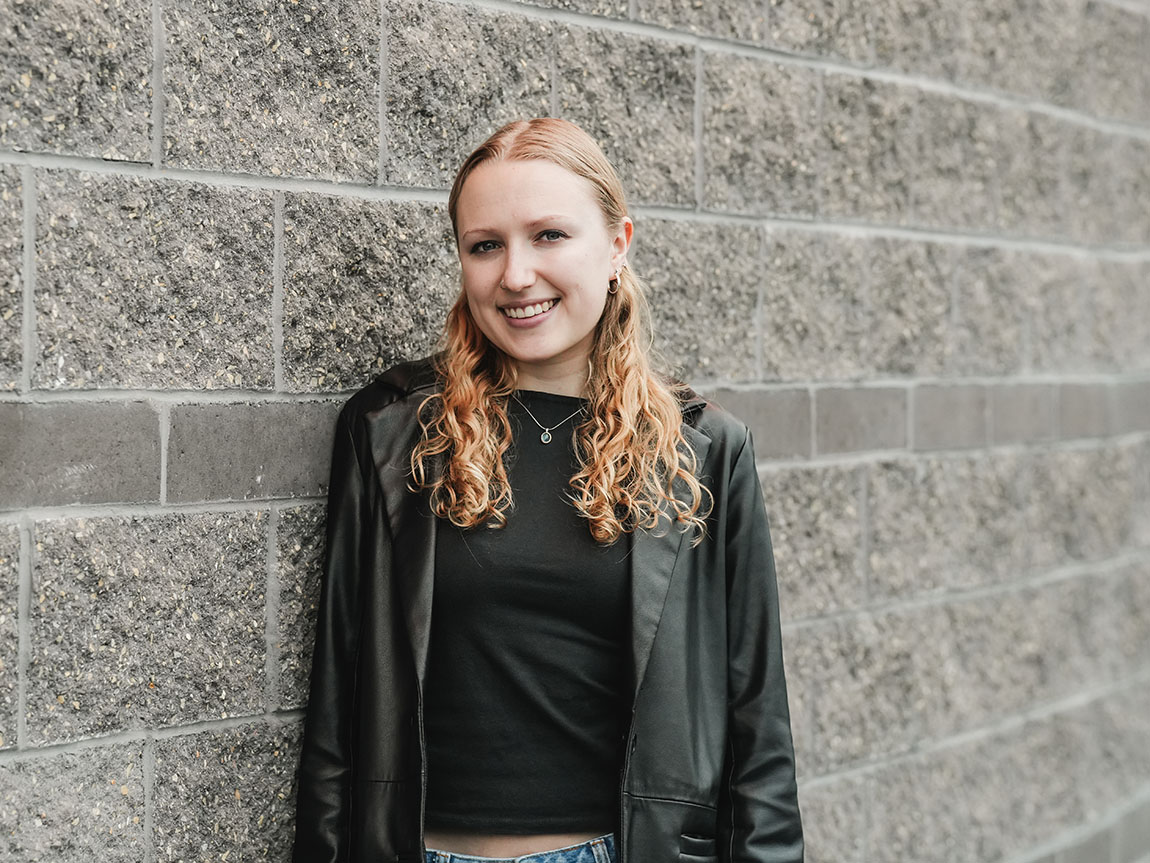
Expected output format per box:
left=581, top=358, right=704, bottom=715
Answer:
left=679, top=833, right=718, bottom=861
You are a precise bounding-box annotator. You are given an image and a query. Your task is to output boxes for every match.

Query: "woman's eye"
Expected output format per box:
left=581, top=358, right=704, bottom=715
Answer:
left=469, top=240, right=499, bottom=255
left=538, top=229, right=567, bottom=242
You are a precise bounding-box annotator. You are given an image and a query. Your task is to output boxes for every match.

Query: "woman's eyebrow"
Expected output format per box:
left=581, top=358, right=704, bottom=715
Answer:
left=459, top=215, right=572, bottom=242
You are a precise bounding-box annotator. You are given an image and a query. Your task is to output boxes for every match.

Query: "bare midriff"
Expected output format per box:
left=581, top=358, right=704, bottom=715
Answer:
left=423, top=831, right=604, bottom=858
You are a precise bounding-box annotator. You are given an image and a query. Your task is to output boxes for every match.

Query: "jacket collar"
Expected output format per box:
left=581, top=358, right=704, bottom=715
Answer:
left=379, top=356, right=710, bottom=697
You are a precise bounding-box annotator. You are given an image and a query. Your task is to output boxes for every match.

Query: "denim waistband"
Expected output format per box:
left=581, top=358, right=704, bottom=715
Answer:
left=425, top=833, right=616, bottom=863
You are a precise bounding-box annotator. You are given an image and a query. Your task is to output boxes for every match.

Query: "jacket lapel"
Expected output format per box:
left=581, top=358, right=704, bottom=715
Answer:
left=628, top=423, right=710, bottom=696
left=389, top=487, right=437, bottom=683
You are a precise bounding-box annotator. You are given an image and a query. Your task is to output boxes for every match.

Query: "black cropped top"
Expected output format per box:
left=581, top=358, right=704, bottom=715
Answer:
left=423, top=390, right=631, bottom=834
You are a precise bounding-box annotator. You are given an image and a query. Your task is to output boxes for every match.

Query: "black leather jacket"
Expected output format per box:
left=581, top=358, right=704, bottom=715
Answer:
left=293, top=358, right=803, bottom=863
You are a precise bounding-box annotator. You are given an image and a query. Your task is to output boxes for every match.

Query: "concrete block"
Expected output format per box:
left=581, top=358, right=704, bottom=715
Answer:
left=1026, top=446, right=1136, bottom=569
left=1118, top=796, right=1150, bottom=862
left=519, top=0, right=626, bottom=14
left=990, top=383, right=1056, bottom=445
left=637, top=0, right=766, bottom=41
left=1114, top=382, right=1150, bottom=435
left=632, top=219, right=765, bottom=382
left=758, top=464, right=864, bottom=620
left=913, top=384, right=987, bottom=450
left=1089, top=260, right=1150, bottom=372
left=1059, top=383, right=1112, bottom=439
left=910, top=94, right=999, bottom=231
left=761, top=230, right=870, bottom=380
left=1027, top=254, right=1086, bottom=373
left=767, top=0, right=871, bottom=64
left=153, top=721, right=300, bottom=862
left=868, top=0, right=971, bottom=79
left=867, top=454, right=1029, bottom=597
left=995, top=110, right=1068, bottom=239
left=1066, top=127, right=1122, bottom=246
left=951, top=247, right=1026, bottom=375
left=276, top=504, right=325, bottom=710
left=282, top=193, right=457, bottom=392
left=36, top=171, right=274, bottom=389
left=1077, top=685, right=1150, bottom=820
left=818, top=74, right=915, bottom=224
left=556, top=26, right=696, bottom=207
left=0, top=401, right=160, bottom=508
left=163, top=0, right=378, bottom=180
left=166, top=400, right=341, bottom=503
left=0, top=525, right=17, bottom=749
left=865, top=239, right=953, bottom=377
left=1133, top=439, right=1150, bottom=549
left=797, top=774, right=868, bottom=863
left=1109, top=137, right=1150, bottom=247
left=703, top=55, right=819, bottom=216
left=957, top=0, right=1087, bottom=109
left=814, top=387, right=906, bottom=454
left=0, top=743, right=145, bottom=859
left=1114, top=564, right=1150, bottom=675
left=0, top=0, right=151, bottom=160
left=385, top=0, right=552, bottom=189
left=1085, top=0, right=1150, bottom=124
left=28, top=513, right=268, bottom=743
left=0, top=166, right=20, bottom=391
left=704, top=388, right=811, bottom=460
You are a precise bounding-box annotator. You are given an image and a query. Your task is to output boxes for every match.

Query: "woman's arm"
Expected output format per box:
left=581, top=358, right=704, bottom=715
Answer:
left=293, top=407, right=376, bottom=863
left=718, top=429, right=804, bottom=863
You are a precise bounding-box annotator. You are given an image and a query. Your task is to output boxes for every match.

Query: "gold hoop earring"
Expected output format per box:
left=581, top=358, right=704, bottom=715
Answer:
left=608, top=269, right=620, bottom=294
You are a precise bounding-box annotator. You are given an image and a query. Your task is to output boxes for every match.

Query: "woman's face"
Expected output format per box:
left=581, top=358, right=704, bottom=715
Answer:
left=453, top=158, right=632, bottom=394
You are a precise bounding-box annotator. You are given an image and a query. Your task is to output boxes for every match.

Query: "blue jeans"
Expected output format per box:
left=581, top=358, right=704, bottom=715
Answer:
left=425, top=834, right=616, bottom=863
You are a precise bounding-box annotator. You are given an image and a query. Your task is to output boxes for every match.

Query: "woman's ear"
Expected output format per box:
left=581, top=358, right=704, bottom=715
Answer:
left=611, top=217, right=634, bottom=272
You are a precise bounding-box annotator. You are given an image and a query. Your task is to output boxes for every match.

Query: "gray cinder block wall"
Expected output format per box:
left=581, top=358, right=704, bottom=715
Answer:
left=2, top=1, right=1149, bottom=860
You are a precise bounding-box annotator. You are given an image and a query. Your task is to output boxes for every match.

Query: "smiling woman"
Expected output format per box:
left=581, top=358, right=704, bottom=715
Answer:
left=292, top=118, right=804, bottom=863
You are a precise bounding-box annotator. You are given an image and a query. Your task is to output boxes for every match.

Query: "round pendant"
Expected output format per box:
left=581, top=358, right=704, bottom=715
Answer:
left=540, top=430, right=552, bottom=444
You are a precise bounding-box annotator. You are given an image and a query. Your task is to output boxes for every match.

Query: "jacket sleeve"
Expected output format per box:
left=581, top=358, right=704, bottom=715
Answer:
left=293, top=405, right=378, bottom=863
left=718, top=428, right=804, bottom=862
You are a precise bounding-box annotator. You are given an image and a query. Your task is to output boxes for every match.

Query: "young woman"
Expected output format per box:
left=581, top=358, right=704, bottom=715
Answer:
left=293, top=118, right=803, bottom=863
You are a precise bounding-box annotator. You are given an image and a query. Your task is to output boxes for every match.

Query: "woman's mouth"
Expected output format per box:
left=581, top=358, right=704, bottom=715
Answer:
left=501, top=299, right=558, bottom=319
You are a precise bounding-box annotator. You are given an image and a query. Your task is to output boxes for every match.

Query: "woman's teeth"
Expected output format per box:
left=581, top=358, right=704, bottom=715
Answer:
left=503, top=300, right=557, bottom=319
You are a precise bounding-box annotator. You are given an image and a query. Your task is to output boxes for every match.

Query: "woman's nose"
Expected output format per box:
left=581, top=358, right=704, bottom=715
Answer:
left=499, top=246, right=535, bottom=292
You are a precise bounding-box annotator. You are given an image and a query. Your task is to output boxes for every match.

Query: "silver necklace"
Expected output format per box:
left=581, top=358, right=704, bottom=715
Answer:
left=513, top=394, right=584, bottom=445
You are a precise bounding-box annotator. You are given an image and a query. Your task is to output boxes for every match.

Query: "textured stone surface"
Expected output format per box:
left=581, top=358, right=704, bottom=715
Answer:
left=0, top=743, right=145, bottom=860
left=1066, top=127, right=1122, bottom=246
left=814, top=387, right=905, bottom=454
left=636, top=0, right=766, bottom=41
left=385, top=0, right=552, bottom=188
left=866, top=239, right=953, bottom=377
left=761, top=464, right=864, bottom=621
left=0, top=0, right=151, bottom=159
left=164, top=0, right=378, bottom=179
left=1059, top=383, right=1113, bottom=439
left=705, top=388, right=810, bottom=460
left=0, top=401, right=160, bottom=508
left=277, top=504, right=325, bottom=710
left=703, top=55, right=819, bottom=216
left=1084, top=0, right=1150, bottom=124
left=632, top=219, right=764, bottom=382
left=990, top=383, right=1056, bottom=444
left=556, top=26, right=696, bottom=207
left=950, top=246, right=1025, bottom=375
left=910, top=94, right=999, bottom=231
left=36, top=171, right=273, bottom=389
left=282, top=194, right=457, bottom=392
left=819, top=74, right=915, bottom=224
left=913, top=384, right=987, bottom=450
left=1134, top=439, right=1150, bottom=549
left=1108, top=136, right=1150, bottom=247
left=1027, top=253, right=1085, bottom=373
left=167, top=401, right=341, bottom=503
left=867, top=454, right=1028, bottom=598
left=28, top=513, right=267, bottom=743
left=798, top=774, right=869, bottom=863
left=0, top=166, right=20, bottom=391
left=519, top=0, right=626, bottom=13
left=761, top=230, right=869, bottom=380
left=1089, top=260, right=1150, bottom=372
left=1026, top=446, right=1136, bottom=570
left=868, top=0, right=972, bottom=79
left=0, top=525, right=17, bottom=749
left=767, top=0, right=872, bottom=64
left=153, top=722, right=300, bottom=861
left=995, top=110, right=1067, bottom=239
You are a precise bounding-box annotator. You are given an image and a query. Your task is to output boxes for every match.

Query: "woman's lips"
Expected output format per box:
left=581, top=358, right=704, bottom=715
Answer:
left=500, top=299, right=558, bottom=320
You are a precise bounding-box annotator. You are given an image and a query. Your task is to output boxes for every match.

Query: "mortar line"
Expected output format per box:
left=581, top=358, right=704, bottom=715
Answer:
left=263, top=509, right=282, bottom=713
left=142, top=736, right=156, bottom=863
left=158, top=403, right=170, bottom=506
left=0, top=709, right=308, bottom=763
left=20, top=166, right=34, bottom=394
left=150, top=0, right=164, bottom=168
left=0, top=497, right=327, bottom=524
left=15, top=519, right=31, bottom=749
left=378, top=0, right=389, bottom=184
left=693, top=47, right=704, bottom=210
left=272, top=192, right=285, bottom=391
